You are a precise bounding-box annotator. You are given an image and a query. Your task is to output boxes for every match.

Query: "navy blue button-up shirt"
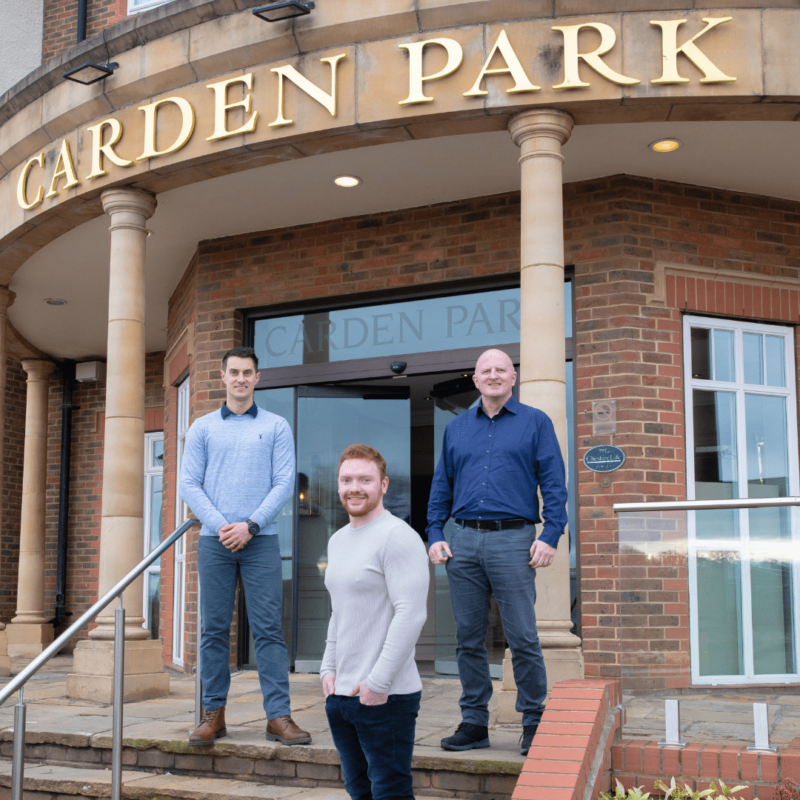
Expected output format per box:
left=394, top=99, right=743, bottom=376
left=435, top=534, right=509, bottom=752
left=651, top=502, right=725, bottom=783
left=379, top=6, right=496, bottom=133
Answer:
left=426, top=395, right=568, bottom=549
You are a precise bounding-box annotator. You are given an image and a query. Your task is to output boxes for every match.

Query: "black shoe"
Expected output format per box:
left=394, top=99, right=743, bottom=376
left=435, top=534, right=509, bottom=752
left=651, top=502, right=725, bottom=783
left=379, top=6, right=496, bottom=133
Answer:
left=519, top=725, right=538, bottom=756
left=441, top=722, right=490, bottom=751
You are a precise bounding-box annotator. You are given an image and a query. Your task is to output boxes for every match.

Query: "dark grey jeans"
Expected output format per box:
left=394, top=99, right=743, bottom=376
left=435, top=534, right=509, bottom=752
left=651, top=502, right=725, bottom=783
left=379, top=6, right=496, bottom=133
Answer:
left=445, top=521, right=547, bottom=728
left=198, top=534, right=291, bottom=719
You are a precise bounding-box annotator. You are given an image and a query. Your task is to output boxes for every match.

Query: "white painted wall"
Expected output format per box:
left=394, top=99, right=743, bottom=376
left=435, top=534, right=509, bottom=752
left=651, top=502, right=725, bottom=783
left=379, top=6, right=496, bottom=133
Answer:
left=0, top=0, right=43, bottom=97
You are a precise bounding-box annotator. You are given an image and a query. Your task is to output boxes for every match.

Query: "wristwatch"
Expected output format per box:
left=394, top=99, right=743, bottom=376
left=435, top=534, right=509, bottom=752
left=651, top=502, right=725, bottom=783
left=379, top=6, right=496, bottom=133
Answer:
left=246, top=519, right=260, bottom=536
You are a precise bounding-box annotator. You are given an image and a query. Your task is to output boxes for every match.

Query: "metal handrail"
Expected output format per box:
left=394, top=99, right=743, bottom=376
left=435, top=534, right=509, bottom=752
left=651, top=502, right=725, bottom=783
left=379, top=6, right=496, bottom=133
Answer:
left=613, top=496, right=800, bottom=513
left=0, top=517, right=200, bottom=800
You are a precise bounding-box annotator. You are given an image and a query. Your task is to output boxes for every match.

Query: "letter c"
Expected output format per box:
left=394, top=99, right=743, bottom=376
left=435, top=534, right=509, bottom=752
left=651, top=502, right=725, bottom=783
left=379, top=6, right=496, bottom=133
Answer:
left=17, top=152, right=45, bottom=210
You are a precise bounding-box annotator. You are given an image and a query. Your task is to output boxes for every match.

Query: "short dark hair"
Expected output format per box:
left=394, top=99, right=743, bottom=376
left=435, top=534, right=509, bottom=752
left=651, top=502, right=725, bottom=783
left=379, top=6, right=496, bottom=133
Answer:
left=338, top=444, right=387, bottom=481
left=222, top=346, right=258, bottom=372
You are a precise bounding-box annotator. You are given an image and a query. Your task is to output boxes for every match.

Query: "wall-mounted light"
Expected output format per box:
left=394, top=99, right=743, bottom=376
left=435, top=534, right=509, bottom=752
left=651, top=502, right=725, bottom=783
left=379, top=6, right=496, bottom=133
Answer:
left=334, top=175, right=361, bottom=188
left=649, top=138, right=682, bottom=153
left=252, top=1, right=315, bottom=22
left=63, top=61, right=118, bottom=85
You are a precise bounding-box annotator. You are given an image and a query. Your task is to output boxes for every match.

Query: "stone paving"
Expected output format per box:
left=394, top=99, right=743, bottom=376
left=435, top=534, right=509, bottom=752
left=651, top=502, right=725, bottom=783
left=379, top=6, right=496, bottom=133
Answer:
left=1, top=656, right=798, bottom=754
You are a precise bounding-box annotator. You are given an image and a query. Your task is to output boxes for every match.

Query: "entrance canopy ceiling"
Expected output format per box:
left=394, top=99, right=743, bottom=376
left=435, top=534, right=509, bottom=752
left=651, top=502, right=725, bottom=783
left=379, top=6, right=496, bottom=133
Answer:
left=9, top=119, right=800, bottom=359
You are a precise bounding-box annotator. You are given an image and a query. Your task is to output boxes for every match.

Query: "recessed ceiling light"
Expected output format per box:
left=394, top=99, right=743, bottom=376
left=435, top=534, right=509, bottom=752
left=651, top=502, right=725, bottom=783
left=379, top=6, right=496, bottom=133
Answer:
left=649, top=138, right=682, bottom=153
left=334, top=175, right=361, bottom=188
left=45, top=298, right=67, bottom=306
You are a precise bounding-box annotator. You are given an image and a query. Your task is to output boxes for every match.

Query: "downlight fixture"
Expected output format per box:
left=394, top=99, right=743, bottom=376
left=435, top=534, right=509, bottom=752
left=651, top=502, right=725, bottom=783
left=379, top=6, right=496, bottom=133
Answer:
left=334, top=175, right=361, bottom=188
left=649, top=138, right=682, bottom=153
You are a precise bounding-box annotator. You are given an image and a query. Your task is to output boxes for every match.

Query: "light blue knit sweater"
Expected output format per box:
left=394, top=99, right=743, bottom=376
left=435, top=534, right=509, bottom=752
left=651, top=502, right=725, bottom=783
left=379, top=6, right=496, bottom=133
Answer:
left=179, top=406, right=295, bottom=537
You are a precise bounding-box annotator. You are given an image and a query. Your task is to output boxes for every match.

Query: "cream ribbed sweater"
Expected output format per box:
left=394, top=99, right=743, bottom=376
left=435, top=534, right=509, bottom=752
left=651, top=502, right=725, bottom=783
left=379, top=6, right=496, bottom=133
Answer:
left=320, top=510, right=429, bottom=696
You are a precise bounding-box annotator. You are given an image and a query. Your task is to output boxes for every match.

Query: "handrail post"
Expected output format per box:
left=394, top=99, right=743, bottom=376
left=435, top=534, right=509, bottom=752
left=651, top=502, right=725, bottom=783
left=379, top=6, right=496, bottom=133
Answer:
left=111, top=597, right=125, bottom=800
left=195, top=580, right=203, bottom=728
left=11, top=686, right=25, bottom=800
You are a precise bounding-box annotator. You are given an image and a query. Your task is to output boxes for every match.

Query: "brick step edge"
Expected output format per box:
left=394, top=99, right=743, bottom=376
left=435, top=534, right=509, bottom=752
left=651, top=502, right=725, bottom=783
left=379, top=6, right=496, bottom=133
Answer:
left=512, top=679, right=625, bottom=800
left=0, top=762, right=351, bottom=800
left=611, top=736, right=800, bottom=800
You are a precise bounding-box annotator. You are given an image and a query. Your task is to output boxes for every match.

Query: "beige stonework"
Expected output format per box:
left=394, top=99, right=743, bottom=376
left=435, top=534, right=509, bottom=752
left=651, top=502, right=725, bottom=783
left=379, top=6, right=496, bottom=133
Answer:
left=66, top=641, right=170, bottom=704
left=68, top=187, right=166, bottom=702
left=0, top=626, right=8, bottom=676
left=495, top=108, right=584, bottom=723
left=8, top=358, right=56, bottom=657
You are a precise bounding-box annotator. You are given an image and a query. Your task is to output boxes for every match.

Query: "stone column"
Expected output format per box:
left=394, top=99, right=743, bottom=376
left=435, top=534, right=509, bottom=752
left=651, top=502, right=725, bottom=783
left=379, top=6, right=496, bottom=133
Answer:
left=496, top=109, right=584, bottom=723
left=0, top=289, right=16, bottom=674
left=7, top=359, right=56, bottom=657
left=67, top=188, right=167, bottom=702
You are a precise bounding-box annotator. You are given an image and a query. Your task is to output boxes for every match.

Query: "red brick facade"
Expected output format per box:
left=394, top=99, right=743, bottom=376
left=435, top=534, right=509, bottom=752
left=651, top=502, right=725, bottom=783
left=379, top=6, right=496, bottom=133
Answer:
left=0, top=359, right=28, bottom=623
left=35, top=352, right=165, bottom=647
left=42, top=0, right=128, bottom=64
left=161, top=175, right=800, bottom=679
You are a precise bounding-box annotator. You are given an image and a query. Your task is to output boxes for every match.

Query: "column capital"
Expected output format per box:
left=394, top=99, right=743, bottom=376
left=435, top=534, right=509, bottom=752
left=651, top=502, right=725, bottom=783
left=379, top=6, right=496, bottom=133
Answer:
left=21, top=359, right=56, bottom=381
left=0, top=288, right=16, bottom=317
left=101, top=188, right=156, bottom=233
left=508, top=108, right=574, bottom=150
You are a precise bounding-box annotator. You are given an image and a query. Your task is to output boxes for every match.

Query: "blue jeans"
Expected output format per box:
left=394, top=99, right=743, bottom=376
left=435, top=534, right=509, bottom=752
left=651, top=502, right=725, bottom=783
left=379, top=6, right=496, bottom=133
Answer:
left=445, top=521, right=547, bottom=728
left=198, top=535, right=290, bottom=719
left=326, top=692, right=420, bottom=800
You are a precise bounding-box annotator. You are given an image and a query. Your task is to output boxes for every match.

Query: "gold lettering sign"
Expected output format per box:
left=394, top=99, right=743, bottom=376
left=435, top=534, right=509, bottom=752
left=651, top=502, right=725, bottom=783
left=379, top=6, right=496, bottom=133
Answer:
left=17, top=152, right=45, bottom=210
left=44, top=140, right=80, bottom=199
left=464, top=30, right=540, bottom=97
left=650, top=18, right=735, bottom=84
left=269, top=55, right=346, bottom=127
left=552, top=22, right=639, bottom=88
left=398, top=39, right=463, bottom=105
left=138, top=97, right=195, bottom=160
left=85, top=118, right=132, bottom=180
left=207, top=74, right=259, bottom=142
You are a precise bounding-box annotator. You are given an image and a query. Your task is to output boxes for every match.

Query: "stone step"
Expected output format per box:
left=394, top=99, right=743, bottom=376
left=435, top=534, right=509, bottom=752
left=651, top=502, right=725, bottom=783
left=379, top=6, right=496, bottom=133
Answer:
left=0, top=761, right=350, bottom=800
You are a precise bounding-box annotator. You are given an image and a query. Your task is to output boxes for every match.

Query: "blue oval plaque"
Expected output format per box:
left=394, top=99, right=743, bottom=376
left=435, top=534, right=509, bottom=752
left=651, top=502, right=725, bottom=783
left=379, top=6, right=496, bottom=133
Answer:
left=583, top=445, right=625, bottom=473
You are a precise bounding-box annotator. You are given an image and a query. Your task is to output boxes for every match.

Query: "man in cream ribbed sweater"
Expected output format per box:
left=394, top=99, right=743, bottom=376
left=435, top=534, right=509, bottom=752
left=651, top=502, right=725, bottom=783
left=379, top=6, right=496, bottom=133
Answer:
left=321, top=444, right=429, bottom=800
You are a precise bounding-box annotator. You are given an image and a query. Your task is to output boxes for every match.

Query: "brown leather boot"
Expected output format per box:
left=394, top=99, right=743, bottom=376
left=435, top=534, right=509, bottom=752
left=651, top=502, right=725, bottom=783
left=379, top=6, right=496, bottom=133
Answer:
left=188, top=706, right=227, bottom=746
left=266, top=715, right=311, bottom=745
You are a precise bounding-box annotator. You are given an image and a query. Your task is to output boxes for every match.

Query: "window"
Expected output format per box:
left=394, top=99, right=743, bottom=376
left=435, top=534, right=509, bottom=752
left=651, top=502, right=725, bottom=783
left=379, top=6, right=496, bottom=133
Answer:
left=143, top=433, right=164, bottom=639
left=173, top=377, right=190, bottom=666
left=684, top=315, right=799, bottom=684
left=128, top=0, right=173, bottom=13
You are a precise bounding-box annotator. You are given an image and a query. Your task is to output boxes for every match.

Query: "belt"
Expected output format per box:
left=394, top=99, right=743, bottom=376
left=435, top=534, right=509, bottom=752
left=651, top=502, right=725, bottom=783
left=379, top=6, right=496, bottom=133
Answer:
left=455, top=518, right=528, bottom=531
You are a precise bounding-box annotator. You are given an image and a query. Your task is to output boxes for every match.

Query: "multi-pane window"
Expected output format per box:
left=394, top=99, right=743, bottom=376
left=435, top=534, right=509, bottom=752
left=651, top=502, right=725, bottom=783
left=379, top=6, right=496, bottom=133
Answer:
left=173, top=378, right=190, bottom=666
left=143, top=433, right=164, bottom=639
left=684, top=315, right=799, bottom=684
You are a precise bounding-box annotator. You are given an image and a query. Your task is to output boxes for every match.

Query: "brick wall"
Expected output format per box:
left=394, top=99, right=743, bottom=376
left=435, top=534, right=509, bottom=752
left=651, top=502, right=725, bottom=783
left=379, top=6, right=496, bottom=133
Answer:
left=40, top=352, right=165, bottom=648
left=163, top=176, right=800, bottom=678
left=0, top=358, right=28, bottom=622
left=42, top=0, right=128, bottom=64
left=570, top=176, right=800, bottom=683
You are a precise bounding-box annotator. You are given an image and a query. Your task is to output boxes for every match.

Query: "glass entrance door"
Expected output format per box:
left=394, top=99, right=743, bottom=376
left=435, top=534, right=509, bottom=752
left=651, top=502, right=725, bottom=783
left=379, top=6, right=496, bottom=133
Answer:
left=294, top=385, right=411, bottom=671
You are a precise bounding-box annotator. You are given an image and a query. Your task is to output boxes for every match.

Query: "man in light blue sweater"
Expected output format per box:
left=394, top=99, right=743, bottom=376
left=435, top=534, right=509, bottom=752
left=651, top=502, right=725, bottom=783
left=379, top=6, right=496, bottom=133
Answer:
left=180, top=346, right=309, bottom=747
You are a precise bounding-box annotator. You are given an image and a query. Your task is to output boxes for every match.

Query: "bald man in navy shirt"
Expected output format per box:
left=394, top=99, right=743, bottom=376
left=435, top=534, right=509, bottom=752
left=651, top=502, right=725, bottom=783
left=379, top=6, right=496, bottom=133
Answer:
left=427, top=349, right=568, bottom=757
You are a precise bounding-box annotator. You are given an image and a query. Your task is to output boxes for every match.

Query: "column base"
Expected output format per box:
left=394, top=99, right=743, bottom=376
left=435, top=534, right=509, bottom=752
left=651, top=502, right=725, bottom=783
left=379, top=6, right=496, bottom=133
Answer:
left=6, top=622, right=53, bottom=657
left=0, top=628, right=9, bottom=676
left=66, top=639, right=170, bottom=703
left=494, top=645, right=585, bottom=725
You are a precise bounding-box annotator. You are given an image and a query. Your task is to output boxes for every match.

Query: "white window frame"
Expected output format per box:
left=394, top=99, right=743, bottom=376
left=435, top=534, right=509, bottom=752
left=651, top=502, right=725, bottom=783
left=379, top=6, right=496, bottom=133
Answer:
left=173, top=377, right=190, bottom=666
left=143, top=432, right=164, bottom=638
left=684, top=314, right=800, bottom=685
left=128, top=0, right=173, bottom=13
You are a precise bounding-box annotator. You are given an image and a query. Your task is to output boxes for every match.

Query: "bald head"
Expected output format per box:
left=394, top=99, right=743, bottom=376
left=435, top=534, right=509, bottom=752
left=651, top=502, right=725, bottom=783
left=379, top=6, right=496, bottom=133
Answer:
left=475, top=349, right=514, bottom=373
left=473, top=349, right=517, bottom=410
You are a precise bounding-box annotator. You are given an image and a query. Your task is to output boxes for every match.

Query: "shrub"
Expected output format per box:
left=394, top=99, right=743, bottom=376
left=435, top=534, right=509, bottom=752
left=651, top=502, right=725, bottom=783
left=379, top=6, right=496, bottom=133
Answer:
left=774, top=778, right=800, bottom=800
left=599, top=778, right=749, bottom=800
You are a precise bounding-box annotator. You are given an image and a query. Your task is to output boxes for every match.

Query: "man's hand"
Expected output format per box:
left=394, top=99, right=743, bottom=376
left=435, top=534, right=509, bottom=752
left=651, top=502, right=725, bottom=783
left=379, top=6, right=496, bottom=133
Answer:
left=218, top=522, right=252, bottom=552
left=349, top=680, right=388, bottom=706
left=529, top=539, right=556, bottom=569
left=428, top=541, right=452, bottom=565
left=322, top=673, right=336, bottom=698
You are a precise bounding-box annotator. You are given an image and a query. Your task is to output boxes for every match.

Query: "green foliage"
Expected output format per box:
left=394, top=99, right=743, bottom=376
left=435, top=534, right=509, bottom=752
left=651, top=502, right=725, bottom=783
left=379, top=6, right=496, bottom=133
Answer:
left=600, top=777, right=749, bottom=800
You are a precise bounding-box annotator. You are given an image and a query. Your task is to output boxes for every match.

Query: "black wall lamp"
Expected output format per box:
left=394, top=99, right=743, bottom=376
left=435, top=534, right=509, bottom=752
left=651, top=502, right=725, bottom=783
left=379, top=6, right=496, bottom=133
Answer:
left=63, top=61, right=118, bottom=85
left=252, top=1, right=315, bottom=22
